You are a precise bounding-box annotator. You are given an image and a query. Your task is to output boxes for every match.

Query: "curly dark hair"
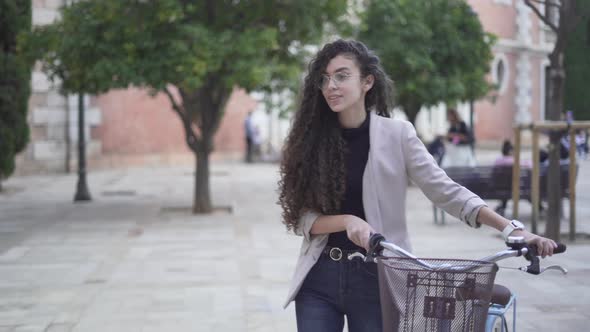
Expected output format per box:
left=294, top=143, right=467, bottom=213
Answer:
left=278, top=39, right=394, bottom=232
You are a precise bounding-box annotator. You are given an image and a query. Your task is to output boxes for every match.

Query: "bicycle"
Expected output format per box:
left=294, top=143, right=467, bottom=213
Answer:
left=347, top=234, right=567, bottom=332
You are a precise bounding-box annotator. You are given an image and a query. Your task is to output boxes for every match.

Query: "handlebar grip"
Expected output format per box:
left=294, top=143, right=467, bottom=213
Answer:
left=368, top=233, right=386, bottom=255
left=554, top=243, right=567, bottom=254
left=528, top=243, right=567, bottom=256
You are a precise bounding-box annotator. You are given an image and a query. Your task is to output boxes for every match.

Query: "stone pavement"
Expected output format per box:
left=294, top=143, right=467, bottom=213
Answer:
left=0, top=153, right=589, bottom=332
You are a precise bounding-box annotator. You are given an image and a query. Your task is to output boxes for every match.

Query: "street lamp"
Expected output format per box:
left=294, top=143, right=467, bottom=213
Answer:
left=74, top=93, right=91, bottom=202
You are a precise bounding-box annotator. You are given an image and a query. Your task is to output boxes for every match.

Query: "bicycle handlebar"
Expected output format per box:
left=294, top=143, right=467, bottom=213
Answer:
left=363, top=233, right=567, bottom=275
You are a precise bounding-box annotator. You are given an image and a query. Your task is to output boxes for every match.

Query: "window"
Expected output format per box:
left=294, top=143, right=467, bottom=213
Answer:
left=492, top=54, right=510, bottom=95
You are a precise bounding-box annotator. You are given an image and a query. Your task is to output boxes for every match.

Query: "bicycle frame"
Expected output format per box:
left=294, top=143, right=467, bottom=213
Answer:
left=485, top=294, right=516, bottom=332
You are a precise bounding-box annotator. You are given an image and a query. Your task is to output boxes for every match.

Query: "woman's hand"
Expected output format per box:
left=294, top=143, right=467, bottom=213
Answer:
left=344, top=216, right=375, bottom=250
left=476, top=208, right=557, bottom=257
left=512, top=230, right=558, bottom=258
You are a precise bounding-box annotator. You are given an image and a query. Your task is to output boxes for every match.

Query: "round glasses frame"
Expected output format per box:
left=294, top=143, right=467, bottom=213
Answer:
left=317, top=73, right=359, bottom=90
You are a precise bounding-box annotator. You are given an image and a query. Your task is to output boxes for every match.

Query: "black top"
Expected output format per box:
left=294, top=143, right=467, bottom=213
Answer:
left=447, top=121, right=472, bottom=146
left=327, top=115, right=370, bottom=250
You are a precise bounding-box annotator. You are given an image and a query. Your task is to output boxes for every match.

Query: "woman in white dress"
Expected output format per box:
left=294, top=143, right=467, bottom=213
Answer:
left=441, top=108, right=476, bottom=167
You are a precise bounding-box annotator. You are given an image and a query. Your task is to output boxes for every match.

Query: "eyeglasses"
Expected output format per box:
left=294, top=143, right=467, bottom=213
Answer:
left=317, top=72, right=357, bottom=90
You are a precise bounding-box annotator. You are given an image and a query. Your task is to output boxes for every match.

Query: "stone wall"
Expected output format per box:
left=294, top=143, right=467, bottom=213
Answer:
left=16, top=0, right=103, bottom=175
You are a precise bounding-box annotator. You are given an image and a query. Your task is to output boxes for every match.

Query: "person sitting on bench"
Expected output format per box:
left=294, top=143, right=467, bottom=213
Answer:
left=493, top=140, right=532, bottom=216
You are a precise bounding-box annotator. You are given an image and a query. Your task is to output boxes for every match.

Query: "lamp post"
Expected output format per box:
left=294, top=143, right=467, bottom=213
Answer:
left=74, top=93, right=91, bottom=202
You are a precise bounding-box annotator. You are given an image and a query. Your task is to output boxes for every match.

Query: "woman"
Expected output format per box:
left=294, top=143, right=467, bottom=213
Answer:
left=277, top=39, right=556, bottom=332
left=441, top=108, right=476, bottom=168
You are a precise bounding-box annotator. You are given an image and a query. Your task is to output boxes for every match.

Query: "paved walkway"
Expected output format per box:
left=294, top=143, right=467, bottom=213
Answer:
left=0, top=154, right=589, bottom=331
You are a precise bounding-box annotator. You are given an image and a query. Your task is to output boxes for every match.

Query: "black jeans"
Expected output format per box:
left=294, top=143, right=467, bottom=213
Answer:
left=295, top=254, right=382, bottom=332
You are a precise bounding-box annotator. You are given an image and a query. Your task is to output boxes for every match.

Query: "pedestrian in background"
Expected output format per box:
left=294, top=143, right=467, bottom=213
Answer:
left=441, top=108, right=476, bottom=168
left=252, top=125, right=263, bottom=162
left=493, top=140, right=533, bottom=216
left=575, top=129, right=588, bottom=159
left=244, top=111, right=255, bottom=163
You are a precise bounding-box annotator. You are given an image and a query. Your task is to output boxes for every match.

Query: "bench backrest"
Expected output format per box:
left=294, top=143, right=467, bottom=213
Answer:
left=442, top=164, right=574, bottom=200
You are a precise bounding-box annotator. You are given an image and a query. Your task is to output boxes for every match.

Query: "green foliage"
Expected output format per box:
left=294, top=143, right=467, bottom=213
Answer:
left=359, top=0, right=495, bottom=123
left=564, top=3, right=590, bottom=120
left=20, top=0, right=347, bottom=210
left=22, top=0, right=347, bottom=94
left=0, top=0, right=31, bottom=179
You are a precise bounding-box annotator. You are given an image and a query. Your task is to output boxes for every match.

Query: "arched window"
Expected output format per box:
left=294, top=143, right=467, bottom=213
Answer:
left=491, top=54, right=510, bottom=95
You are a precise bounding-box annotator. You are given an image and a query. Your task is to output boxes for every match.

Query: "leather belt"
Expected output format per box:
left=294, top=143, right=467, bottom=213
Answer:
left=322, top=246, right=366, bottom=262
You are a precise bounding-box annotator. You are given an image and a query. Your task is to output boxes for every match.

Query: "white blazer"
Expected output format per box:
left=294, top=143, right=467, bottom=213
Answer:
left=284, top=112, right=486, bottom=308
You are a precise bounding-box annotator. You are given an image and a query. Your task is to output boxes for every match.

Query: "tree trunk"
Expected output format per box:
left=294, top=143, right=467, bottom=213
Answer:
left=65, top=93, right=71, bottom=173
left=405, top=103, right=422, bottom=127
left=523, top=0, right=583, bottom=241
left=267, top=108, right=273, bottom=156
left=544, top=59, right=566, bottom=241
left=164, top=84, right=231, bottom=215
left=545, top=135, right=561, bottom=241
left=469, top=100, right=475, bottom=132
left=174, top=84, right=229, bottom=215
left=193, top=145, right=212, bottom=213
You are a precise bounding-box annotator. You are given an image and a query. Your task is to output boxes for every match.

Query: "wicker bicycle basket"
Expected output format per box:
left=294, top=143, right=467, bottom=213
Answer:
left=379, top=257, right=499, bottom=332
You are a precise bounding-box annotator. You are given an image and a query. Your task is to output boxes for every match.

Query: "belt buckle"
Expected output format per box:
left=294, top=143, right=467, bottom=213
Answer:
left=329, top=247, right=343, bottom=261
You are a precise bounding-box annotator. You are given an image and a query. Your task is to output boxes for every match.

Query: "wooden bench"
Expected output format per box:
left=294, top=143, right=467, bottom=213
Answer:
left=433, top=164, right=574, bottom=224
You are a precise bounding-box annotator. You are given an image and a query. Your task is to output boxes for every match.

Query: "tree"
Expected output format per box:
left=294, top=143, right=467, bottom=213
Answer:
left=23, top=0, right=348, bottom=213
left=564, top=2, right=590, bottom=120
left=0, top=0, right=31, bottom=192
left=524, top=0, right=589, bottom=240
left=359, top=0, right=495, bottom=125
